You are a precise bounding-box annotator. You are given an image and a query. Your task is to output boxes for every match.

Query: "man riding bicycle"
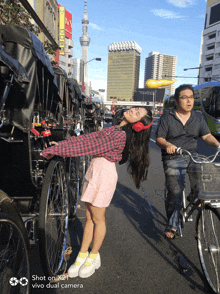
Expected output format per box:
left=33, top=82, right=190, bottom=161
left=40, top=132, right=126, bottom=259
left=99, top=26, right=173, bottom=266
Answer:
left=156, top=84, right=220, bottom=239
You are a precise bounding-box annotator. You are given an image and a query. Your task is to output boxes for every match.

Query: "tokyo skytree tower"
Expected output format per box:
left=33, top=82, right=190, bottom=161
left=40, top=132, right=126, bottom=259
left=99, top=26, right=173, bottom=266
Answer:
left=80, top=0, right=90, bottom=95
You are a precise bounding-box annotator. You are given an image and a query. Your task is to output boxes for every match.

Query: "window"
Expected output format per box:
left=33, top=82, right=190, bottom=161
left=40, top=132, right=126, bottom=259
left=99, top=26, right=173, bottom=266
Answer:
left=207, top=44, right=215, bottom=50
left=216, top=53, right=220, bottom=59
left=205, top=67, right=212, bottom=71
left=208, top=33, right=216, bottom=39
left=206, top=55, right=214, bottom=61
left=210, top=3, right=220, bottom=25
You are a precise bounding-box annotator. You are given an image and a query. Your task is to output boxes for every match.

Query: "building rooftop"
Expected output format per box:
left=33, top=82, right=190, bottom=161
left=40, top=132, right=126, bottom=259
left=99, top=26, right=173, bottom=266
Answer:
left=108, top=41, right=142, bottom=54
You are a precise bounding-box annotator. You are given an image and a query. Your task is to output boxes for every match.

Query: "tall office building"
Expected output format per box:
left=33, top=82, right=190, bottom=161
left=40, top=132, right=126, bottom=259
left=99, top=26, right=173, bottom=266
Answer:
left=144, top=52, right=177, bottom=95
left=80, top=0, right=90, bottom=96
left=198, top=0, right=220, bottom=84
left=107, top=41, right=141, bottom=101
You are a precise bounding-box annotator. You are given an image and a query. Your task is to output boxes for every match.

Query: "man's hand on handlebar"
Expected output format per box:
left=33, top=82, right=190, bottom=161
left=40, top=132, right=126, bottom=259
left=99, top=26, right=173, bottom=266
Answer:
left=166, top=143, right=177, bottom=154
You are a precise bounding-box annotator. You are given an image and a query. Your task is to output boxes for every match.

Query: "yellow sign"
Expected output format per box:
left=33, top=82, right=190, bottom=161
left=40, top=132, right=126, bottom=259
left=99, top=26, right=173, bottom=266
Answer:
left=59, top=6, right=65, bottom=55
left=145, top=79, right=177, bottom=88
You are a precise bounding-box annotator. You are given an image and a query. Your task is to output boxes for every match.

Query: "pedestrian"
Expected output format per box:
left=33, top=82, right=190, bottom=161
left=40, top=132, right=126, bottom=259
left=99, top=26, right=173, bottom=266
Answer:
left=155, top=84, right=220, bottom=239
left=40, top=107, right=153, bottom=278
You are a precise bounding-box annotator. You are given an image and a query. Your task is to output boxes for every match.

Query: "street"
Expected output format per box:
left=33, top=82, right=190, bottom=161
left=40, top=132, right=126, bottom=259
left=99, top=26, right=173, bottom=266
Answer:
left=30, top=120, right=217, bottom=294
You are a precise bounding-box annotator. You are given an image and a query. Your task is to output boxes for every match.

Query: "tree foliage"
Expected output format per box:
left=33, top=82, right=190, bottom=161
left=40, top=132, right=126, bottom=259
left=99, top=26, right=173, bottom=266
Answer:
left=0, top=0, right=57, bottom=57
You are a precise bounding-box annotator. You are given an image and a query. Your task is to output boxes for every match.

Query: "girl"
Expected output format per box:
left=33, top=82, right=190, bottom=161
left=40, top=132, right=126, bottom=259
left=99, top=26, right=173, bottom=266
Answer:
left=41, top=107, right=153, bottom=278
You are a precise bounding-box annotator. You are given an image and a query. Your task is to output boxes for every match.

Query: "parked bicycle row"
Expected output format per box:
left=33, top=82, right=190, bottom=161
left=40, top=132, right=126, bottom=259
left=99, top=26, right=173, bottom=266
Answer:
left=0, top=24, right=104, bottom=294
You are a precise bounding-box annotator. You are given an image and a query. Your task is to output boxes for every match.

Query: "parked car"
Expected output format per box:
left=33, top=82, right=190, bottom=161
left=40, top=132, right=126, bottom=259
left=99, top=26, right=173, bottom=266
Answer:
left=112, top=108, right=128, bottom=125
left=104, top=113, right=113, bottom=123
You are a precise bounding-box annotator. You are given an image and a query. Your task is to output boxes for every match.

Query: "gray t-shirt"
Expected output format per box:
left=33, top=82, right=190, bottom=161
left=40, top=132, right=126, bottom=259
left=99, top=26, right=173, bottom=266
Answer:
left=155, top=109, right=210, bottom=157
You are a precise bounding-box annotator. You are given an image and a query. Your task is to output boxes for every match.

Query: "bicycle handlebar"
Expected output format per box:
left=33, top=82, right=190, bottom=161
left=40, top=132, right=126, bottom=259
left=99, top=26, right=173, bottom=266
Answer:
left=176, top=147, right=220, bottom=163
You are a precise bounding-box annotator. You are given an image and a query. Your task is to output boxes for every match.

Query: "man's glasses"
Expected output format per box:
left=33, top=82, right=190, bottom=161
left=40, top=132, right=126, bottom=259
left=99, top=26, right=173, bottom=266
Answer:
left=179, top=95, right=194, bottom=100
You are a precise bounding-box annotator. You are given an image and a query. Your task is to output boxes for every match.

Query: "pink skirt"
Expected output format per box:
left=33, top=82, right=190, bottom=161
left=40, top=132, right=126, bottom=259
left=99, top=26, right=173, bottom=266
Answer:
left=80, top=157, right=118, bottom=207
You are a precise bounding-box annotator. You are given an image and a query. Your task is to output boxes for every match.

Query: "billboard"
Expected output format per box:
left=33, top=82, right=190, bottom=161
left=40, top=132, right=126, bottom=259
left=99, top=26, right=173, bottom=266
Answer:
left=65, top=9, right=72, bottom=39
left=59, top=6, right=65, bottom=55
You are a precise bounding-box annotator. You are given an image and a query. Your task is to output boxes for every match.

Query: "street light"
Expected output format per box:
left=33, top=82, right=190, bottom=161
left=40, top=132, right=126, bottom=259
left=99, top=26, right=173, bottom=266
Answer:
left=183, top=66, right=203, bottom=85
left=81, top=58, right=101, bottom=95
left=183, top=67, right=202, bottom=71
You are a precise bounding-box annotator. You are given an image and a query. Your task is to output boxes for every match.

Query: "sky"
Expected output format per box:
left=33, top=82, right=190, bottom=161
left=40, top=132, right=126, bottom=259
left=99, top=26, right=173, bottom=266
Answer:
left=58, top=0, right=208, bottom=100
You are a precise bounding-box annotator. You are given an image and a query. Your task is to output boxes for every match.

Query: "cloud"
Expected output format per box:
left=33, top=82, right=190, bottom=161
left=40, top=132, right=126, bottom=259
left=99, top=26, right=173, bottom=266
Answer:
left=167, top=0, right=194, bottom=7
left=89, top=22, right=103, bottom=31
left=151, top=9, right=185, bottom=19
left=89, top=79, right=107, bottom=100
left=93, top=75, right=107, bottom=79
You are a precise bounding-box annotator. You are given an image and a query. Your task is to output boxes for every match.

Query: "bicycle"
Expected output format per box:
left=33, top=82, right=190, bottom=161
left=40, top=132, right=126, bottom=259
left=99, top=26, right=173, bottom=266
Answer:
left=166, top=147, right=220, bottom=293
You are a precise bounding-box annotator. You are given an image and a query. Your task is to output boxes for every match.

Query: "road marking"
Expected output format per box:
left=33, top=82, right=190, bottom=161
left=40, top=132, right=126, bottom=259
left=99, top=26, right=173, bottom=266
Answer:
left=150, top=138, right=156, bottom=143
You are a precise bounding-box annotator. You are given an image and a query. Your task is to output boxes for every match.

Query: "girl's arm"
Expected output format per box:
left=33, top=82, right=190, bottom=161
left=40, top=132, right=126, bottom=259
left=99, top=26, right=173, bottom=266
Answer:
left=41, top=127, right=126, bottom=159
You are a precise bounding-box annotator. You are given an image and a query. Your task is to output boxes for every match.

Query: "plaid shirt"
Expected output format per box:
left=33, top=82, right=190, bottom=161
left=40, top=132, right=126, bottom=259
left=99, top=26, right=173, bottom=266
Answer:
left=41, top=125, right=126, bottom=163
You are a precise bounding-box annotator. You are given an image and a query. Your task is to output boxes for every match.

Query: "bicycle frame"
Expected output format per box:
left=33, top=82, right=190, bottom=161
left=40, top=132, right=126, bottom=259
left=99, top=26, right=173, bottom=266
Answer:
left=176, top=147, right=220, bottom=237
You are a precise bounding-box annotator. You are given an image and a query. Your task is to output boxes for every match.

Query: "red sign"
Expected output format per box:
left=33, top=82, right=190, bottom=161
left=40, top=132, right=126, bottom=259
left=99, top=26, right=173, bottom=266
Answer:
left=81, top=81, right=86, bottom=92
left=65, top=9, right=72, bottom=39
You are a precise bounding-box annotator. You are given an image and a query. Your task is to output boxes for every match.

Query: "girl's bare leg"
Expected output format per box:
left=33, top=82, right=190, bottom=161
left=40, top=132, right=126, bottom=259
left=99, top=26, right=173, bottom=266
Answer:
left=79, top=202, right=94, bottom=253
left=79, top=202, right=106, bottom=254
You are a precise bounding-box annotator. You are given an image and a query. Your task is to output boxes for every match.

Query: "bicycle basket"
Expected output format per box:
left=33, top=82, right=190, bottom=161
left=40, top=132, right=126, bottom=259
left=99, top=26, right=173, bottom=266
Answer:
left=188, top=162, right=220, bottom=199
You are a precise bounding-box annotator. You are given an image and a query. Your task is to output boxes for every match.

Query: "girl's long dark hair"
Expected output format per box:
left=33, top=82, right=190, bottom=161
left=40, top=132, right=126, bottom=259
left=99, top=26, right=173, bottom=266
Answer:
left=119, top=108, right=153, bottom=189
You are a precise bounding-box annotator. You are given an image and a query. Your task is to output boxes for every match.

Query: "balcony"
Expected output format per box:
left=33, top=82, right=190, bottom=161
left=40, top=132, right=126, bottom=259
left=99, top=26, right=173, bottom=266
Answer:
left=204, top=59, right=214, bottom=66
left=206, top=38, right=216, bottom=45
left=205, top=49, right=215, bottom=55
left=68, top=58, right=74, bottom=66
left=67, top=38, right=73, bottom=49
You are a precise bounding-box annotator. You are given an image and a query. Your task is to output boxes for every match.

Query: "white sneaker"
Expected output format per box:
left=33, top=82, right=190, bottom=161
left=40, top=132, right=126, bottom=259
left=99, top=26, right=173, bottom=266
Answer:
left=79, top=253, right=101, bottom=278
left=68, top=252, right=89, bottom=278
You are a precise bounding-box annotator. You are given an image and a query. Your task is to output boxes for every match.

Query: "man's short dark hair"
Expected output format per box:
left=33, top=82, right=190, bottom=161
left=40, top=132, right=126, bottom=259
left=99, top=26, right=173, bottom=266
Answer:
left=174, top=84, right=194, bottom=102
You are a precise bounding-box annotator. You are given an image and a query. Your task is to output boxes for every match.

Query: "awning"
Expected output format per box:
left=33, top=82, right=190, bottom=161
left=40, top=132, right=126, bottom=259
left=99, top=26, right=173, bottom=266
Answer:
left=92, top=97, right=103, bottom=103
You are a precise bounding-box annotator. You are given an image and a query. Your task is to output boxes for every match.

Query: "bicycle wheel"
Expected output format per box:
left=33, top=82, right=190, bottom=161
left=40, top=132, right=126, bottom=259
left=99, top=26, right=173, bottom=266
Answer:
left=67, top=157, right=80, bottom=217
left=0, top=212, right=30, bottom=294
left=84, top=127, right=91, bottom=173
left=38, top=159, right=68, bottom=277
left=78, top=156, right=86, bottom=194
left=197, top=205, right=220, bottom=293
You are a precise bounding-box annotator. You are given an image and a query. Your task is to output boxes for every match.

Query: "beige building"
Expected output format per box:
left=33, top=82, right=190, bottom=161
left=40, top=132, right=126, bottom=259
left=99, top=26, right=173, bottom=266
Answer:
left=107, top=41, right=141, bottom=101
left=144, top=51, right=177, bottom=95
left=36, top=0, right=58, bottom=45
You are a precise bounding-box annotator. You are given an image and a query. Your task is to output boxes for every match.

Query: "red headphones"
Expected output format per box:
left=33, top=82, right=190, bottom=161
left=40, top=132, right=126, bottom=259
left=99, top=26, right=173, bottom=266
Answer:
left=132, top=121, right=153, bottom=132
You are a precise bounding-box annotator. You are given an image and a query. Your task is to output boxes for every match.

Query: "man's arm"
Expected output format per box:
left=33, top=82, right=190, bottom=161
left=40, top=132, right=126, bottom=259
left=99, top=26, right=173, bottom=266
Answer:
left=156, top=137, right=177, bottom=154
left=202, top=133, right=220, bottom=148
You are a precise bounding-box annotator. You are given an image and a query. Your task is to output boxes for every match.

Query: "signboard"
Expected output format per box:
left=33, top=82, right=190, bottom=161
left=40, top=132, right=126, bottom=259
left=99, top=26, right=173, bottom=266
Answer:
left=65, top=9, right=72, bottom=39
left=59, top=6, right=65, bottom=56
left=81, top=81, right=86, bottom=92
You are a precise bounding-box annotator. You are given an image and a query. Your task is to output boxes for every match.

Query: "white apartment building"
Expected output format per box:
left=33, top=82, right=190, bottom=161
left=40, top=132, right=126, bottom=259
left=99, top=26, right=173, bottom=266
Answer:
left=199, top=1, right=220, bottom=84
left=144, top=52, right=177, bottom=95
left=59, top=37, right=74, bottom=78
left=73, top=58, right=81, bottom=82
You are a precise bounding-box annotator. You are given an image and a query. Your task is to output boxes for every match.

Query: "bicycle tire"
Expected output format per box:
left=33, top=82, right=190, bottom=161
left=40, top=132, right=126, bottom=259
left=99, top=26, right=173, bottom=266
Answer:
left=197, top=205, right=220, bottom=293
left=67, top=157, right=80, bottom=217
left=0, top=212, right=30, bottom=294
left=38, top=159, right=69, bottom=277
left=78, top=156, right=86, bottom=194
left=84, top=127, right=91, bottom=172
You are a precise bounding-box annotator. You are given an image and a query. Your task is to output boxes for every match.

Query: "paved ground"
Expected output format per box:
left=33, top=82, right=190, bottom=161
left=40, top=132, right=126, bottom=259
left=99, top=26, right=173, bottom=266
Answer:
left=29, top=120, right=218, bottom=294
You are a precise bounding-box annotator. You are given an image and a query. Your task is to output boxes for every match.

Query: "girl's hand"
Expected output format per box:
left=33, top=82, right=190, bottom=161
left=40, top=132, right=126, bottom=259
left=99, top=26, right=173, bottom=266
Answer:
left=40, top=153, right=54, bottom=160
left=40, top=141, right=58, bottom=160
left=51, top=141, right=59, bottom=146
